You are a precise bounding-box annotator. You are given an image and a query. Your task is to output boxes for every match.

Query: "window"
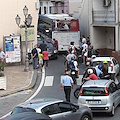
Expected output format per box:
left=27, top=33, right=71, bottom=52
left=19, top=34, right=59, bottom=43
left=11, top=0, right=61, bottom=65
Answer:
left=58, top=102, right=73, bottom=112
left=44, top=7, right=47, bottom=14
left=41, top=104, right=61, bottom=115
left=82, top=87, right=106, bottom=96
left=108, top=82, right=117, bottom=93
left=49, top=7, right=52, bottom=14
left=112, top=58, right=117, bottom=65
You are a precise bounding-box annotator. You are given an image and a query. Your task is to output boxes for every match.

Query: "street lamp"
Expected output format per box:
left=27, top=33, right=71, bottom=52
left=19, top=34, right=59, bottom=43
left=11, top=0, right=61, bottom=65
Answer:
left=15, top=5, right=32, bottom=72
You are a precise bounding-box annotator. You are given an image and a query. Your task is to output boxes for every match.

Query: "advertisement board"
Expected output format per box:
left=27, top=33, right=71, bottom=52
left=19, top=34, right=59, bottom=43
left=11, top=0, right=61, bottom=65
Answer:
left=20, top=25, right=35, bottom=41
left=4, top=36, right=21, bottom=63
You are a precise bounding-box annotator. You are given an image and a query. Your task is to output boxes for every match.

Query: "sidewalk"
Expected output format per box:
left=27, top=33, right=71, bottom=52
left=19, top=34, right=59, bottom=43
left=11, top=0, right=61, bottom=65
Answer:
left=0, top=64, right=33, bottom=96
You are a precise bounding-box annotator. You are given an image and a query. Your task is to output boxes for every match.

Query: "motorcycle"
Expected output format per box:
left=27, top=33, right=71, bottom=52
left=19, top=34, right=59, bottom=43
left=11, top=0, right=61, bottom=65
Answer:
left=70, top=68, right=77, bottom=84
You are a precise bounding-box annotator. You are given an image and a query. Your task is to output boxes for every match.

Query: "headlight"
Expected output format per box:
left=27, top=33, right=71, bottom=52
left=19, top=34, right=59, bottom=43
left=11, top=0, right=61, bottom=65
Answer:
left=54, top=50, right=57, bottom=53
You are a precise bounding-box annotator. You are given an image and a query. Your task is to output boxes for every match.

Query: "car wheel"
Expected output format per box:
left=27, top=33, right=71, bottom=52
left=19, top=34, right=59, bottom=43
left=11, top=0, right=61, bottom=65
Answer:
left=74, top=89, right=80, bottom=99
left=81, top=114, right=91, bottom=120
left=109, top=105, right=115, bottom=117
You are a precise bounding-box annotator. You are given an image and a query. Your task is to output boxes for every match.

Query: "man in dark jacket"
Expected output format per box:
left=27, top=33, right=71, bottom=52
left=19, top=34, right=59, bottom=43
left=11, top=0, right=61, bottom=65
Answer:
left=31, top=45, right=38, bottom=69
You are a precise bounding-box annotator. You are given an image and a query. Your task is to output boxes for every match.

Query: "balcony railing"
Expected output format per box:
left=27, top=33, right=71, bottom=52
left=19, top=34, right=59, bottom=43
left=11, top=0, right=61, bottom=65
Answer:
left=92, top=10, right=116, bottom=24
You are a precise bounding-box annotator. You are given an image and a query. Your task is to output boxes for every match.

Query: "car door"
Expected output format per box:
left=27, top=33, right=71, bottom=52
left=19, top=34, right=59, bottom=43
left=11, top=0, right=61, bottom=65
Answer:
left=41, top=103, right=65, bottom=120
left=109, top=82, right=120, bottom=107
left=112, top=58, right=119, bottom=75
left=57, top=102, right=79, bottom=120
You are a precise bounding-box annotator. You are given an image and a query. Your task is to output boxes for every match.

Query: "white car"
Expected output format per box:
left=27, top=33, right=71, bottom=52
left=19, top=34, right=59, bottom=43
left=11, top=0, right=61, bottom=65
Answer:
left=91, top=57, right=120, bottom=79
left=77, top=80, right=120, bottom=116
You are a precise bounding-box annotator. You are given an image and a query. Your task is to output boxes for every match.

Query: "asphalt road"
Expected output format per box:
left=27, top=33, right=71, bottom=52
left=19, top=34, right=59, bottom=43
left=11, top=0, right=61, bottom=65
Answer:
left=0, top=54, right=120, bottom=120
left=34, top=54, right=120, bottom=120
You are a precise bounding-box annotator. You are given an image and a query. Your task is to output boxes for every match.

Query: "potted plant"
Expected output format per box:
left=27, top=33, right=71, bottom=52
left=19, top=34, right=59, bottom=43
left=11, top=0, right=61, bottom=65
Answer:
left=0, top=58, right=6, bottom=76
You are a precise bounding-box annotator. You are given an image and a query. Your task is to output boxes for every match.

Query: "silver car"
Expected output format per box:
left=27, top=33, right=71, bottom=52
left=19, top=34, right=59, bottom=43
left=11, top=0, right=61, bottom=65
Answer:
left=11, top=98, right=93, bottom=120
left=77, top=80, right=120, bottom=116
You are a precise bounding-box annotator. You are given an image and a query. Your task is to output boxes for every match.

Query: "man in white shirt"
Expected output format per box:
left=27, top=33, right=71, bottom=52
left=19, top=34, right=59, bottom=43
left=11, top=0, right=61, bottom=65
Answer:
left=82, top=35, right=86, bottom=44
left=82, top=43, right=88, bottom=64
left=0, top=48, right=6, bottom=59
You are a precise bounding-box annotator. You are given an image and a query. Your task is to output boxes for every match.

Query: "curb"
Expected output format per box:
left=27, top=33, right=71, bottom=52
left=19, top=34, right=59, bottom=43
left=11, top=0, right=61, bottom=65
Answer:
left=0, top=70, right=39, bottom=98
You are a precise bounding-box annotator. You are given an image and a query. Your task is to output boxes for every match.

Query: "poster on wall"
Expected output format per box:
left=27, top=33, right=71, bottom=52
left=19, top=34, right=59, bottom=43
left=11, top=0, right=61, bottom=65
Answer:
left=4, top=36, right=21, bottom=63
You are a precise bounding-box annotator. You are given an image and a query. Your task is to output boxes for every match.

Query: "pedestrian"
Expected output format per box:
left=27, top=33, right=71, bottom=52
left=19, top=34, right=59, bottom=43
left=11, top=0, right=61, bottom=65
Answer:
left=0, top=48, right=6, bottom=71
left=53, top=38, right=58, bottom=50
left=0, top=48, right=6, bottom=59
left=31, top=45, right=38, bottom=69
left=38, top=51, right=43, bottom=69
left=61, top=71, right=74, bottom=102
left=82, top=35, right=86, bottom=44
left=42, top=48, right=49, bottom=69
left=82, top=42, right=88, bottom=64
left=39, top=40, right=47, bottom=52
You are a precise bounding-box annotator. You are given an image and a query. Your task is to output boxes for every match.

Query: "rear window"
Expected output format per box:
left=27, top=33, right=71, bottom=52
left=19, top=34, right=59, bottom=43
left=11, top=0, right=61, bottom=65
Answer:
left=93, top=61, right=110, bottom=67
left=11, top=107, right=36, bottom=115
left=82, top=87, right=106, bottom=96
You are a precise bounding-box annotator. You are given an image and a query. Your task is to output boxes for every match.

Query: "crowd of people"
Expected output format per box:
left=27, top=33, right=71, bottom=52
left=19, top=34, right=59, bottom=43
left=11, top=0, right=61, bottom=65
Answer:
left=31, top=38, right=58, bottom=70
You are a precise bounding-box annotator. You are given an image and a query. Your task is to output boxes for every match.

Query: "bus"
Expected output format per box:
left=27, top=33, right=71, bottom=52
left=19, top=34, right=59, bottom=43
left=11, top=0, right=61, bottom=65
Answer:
left=38, top=14, right=80, bottom=51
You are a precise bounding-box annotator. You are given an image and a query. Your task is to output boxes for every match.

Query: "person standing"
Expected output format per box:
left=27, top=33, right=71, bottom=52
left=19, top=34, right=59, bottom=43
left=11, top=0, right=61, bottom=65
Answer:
left=53, top=38, right=58, bottom=50
left=61, top=71, right=74, bottom=102
left=42, top=48, right=49, bottom=69
left=0, top=48, right=6, bottom=71
left=31, top=45, right=38, bottom=69
left=0, top=48, right=6, bottom=59
left=82, top=35, right=86, bottom=44
left=39, top=40, right=47, bottom=52
left=38, top=51, right=43, bottom=69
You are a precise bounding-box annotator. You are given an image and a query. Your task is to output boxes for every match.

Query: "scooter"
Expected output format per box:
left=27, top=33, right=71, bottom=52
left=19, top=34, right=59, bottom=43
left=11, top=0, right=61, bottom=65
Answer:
left=70, top=68, right=77, bottom=84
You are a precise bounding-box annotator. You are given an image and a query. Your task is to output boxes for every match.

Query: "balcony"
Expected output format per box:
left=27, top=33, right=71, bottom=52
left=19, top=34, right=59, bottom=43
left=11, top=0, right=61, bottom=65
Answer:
left=92, top=10, right=116, bottom=24
left=50, top=0, right=64, bottom=3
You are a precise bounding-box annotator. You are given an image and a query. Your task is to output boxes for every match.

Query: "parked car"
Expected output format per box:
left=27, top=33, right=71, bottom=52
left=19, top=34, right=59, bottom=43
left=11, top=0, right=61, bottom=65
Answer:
left=91, top=57, right=120, bottom=79
left=77, top=80, right=120, bottom=116
left=37, top=36, right=58, bottom=59
left=1, top=112, right=51, bottom=120
left=11, top=98, right=93, bottom=120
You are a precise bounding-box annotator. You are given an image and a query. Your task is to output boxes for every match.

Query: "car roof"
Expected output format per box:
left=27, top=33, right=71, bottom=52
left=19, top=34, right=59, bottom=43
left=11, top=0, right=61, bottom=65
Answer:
left=3, top=112, right=52, bottom=120
left=92, top=57, right=113, bottom=61
left=17, top=98, right=63, bottom=110
left=82, top=80, right=114, bottom=87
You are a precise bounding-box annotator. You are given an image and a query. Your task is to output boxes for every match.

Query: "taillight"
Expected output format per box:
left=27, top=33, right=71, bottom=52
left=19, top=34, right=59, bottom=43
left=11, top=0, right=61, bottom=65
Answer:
left=87, top=58, right=91, bottom=61
left=80, top=87, right=83, bottom=96
left=104, top=87, right=109, bottom=96
left=110, top=61, right=113, bottom=71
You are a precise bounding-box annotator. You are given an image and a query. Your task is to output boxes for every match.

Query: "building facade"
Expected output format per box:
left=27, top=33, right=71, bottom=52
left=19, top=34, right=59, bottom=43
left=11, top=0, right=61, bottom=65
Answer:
left=39, top=0, right=69, bottom=14
left=0, top=0, right=40, bottom=64
left=89, top=0, right=120, bottom=61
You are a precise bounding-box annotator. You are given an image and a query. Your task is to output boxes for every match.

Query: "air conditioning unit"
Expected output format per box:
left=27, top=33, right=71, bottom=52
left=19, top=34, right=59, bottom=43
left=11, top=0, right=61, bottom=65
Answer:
left=103, top=0, right=111, bottom=7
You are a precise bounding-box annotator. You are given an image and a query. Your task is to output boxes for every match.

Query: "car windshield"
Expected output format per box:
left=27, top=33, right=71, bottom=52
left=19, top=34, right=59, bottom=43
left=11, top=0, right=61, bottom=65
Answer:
left=92, top=61, right=110, bottom=67
left=11, top=107, right=36, bottom=115
left=82, top=87, right=106, bottom=96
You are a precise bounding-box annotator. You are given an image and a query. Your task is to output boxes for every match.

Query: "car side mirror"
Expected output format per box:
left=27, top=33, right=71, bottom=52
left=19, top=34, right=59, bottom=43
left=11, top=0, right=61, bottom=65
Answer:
left=72, top=107, right=77, bottom=112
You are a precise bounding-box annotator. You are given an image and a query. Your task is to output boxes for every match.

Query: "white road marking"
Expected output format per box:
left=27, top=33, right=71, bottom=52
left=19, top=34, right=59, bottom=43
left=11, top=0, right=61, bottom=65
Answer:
left=44, top=76, right=54, bottom=86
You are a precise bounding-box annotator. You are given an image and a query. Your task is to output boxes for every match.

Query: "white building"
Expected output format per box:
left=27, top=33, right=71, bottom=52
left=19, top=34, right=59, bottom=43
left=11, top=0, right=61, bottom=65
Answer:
left=70, top=0, right=120, bottom=62
left=89, top=0, right=120, bottom=60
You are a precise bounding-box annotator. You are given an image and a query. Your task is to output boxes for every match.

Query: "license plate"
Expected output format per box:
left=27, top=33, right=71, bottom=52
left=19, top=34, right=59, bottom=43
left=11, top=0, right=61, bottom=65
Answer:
left=86, top=100, right=101, bottom=104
